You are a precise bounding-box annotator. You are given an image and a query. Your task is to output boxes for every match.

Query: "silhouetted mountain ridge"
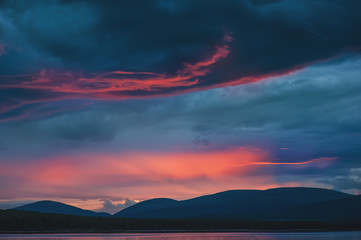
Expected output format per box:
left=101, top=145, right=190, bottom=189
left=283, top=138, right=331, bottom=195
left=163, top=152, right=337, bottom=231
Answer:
left=114, top=187, right=357, bottom=220
left=12, top=187, right=359, bottom=221
left=13, top=200, right=110, bottom=217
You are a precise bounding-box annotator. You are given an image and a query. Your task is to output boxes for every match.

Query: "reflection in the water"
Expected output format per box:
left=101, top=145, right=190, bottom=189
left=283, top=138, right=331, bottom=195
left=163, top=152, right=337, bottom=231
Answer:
left=1, top=232, right=361, bottom=240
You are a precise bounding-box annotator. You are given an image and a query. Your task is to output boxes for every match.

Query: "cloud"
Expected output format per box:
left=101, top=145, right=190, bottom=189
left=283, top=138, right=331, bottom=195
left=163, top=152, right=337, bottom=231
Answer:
left=96, top=199, right=137, bottom=214
left=1, top=55, right=361, bottom=157
left=0, top=200, right=34, bottom=210
left=0, top=44, right=361, bottom=203
left=0, top=41, right=230, bottom=95
left=321, top=168, right=361, bottom=194
left=0, top=0, right=361, bottom=119
left=233, top=157, right=337, bottom=167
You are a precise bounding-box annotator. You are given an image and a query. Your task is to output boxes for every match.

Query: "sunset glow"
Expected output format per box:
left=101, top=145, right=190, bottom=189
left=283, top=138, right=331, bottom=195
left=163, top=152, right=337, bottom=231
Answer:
left=1, top=0, right=360, bottom=214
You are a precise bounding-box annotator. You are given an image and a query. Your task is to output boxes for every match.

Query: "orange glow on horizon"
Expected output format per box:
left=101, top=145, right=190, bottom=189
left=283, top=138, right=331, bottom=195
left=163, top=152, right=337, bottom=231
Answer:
left=0, top=148, right=336, bottom=202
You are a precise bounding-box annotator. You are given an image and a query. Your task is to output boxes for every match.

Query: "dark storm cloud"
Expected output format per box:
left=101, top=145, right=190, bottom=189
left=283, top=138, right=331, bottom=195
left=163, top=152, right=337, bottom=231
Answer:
left=0, top=56, right=361, bottom=199
left=0, top=88, right=71, bottom=112
left=1, top=0, right=361, bottom=119
left=1, top=56, right=360, bottom=160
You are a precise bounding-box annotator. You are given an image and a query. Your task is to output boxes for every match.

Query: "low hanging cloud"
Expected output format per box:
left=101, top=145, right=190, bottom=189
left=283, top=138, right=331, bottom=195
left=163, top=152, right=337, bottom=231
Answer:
left=96, top=199, right=137, bottom=214
left=321, top=168, right=361, bottom=194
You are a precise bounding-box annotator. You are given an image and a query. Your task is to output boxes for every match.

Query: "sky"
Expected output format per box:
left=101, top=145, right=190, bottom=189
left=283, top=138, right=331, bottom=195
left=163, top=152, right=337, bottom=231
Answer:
left=0, top=0, right=361, bottom=214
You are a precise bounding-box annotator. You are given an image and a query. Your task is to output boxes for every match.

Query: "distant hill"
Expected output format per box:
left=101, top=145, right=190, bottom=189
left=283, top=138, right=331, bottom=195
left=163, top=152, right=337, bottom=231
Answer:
left=12, top=188, right=359, bottom=221
left=291, top=194, right=361, bottom=221
left=114, top=187, right=357, bottom=220
left=13, top=200, right=110, bottom=217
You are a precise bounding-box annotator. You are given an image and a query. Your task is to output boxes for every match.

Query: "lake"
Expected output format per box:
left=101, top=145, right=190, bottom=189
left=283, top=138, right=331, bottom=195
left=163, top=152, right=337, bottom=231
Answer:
left=1, top=232, right=361, bottom=240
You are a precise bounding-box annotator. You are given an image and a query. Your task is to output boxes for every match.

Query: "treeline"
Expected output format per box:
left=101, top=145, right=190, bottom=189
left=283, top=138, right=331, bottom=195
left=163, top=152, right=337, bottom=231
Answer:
left=1, top=209, right=361, bottom=233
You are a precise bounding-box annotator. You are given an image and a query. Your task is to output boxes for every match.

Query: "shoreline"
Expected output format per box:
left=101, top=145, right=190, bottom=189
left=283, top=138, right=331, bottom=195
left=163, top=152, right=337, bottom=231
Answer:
left=2, top=229, right=361, bottom=234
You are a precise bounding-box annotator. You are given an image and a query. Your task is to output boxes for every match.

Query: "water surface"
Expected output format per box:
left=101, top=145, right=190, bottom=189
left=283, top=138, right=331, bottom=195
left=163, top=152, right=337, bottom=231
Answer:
left=1, top=232, right=361, bottom=240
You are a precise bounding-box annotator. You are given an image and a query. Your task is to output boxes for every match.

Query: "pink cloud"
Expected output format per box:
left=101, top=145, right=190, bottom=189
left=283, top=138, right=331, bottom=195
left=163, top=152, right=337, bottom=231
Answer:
left=233, top=157, right=336, bottom=168
left=0, top=37, right=231, bottom=95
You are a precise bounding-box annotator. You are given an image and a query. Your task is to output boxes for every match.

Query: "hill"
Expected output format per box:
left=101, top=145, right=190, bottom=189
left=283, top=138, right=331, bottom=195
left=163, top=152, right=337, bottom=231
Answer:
left=12, top=187, right=359, bottom=221
left=13, top=200, right=110, bottom=217
left=114, top=187, right=356, bottom=220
